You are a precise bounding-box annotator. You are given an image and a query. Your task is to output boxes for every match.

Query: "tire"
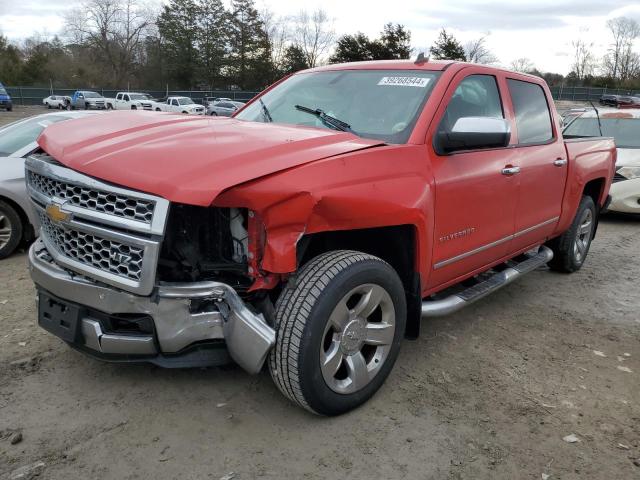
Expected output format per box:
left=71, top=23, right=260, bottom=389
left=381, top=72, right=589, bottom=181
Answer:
left=131, top=105, right=137, bottom=110
left=155, top=108, right=161, bottom=112
left=6, top=105, right=12, bottom=112
left=0, top=200, right=23, bottom=259
left=84, top=103, right=89, bottom=110
left=269, top=250, right=406, bottom=416
left=107, top=103, right=113, bottom=110
left=46, top=103, right=50, bottom=109
left=547, top=195, right=597, bottom=273
left=211, top=112, right=217, bottom=116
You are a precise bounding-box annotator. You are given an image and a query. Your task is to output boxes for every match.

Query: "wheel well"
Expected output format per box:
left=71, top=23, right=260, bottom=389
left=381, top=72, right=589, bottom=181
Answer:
left=583, top=178, right=604, bottom=207
left=0, top=195, right=33, bottom=242
left=297, top=225, right=422, bottom=339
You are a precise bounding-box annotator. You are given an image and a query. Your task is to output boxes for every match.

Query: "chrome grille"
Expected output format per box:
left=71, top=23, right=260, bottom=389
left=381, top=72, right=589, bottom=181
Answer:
left=28, top=171, right=155, bottom=224
left=38, top=212, right=144, bottom=281
left=26, top=155, right=169, bottom=295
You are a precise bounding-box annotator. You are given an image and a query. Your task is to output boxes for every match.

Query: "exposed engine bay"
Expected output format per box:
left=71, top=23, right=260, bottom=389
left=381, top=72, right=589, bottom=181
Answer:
left=157, top=204, right=251, bottom=293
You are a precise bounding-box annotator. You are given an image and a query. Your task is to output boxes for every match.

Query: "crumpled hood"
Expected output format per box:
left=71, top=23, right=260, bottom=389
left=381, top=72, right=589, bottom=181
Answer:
left=37, top=111, right=383, bottom=206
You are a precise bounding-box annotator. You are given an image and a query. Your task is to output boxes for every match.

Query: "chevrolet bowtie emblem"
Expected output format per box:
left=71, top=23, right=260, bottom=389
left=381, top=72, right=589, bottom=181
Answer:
left=45, top=203, right=71, bottom=223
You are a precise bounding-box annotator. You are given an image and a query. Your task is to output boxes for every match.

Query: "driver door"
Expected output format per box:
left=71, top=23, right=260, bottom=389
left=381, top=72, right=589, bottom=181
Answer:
left=427, top=70, right=520, bottom=289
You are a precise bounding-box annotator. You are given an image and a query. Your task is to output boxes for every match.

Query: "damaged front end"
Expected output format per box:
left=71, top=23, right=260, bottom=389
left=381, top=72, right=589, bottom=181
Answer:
left=26, top=155, right=275, bottom=373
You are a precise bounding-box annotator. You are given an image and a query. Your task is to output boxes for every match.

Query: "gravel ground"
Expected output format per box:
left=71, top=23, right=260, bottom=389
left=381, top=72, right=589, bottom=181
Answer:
left=1, top=106, right=639, bottom=480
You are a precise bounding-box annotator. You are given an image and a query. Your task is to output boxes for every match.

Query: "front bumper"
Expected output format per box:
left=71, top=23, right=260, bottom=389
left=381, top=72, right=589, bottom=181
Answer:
left=608, top=177, right=640, bottom=214
left=29, top=239, right=275, bottom=373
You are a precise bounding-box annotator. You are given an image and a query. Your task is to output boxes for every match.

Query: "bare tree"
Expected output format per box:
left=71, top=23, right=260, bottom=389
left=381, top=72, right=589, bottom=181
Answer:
left=603, top=17, right=640, bottom=80
left=65, top=0, right=153, bottom=86
left=571, top=39, right=595, bottom=80
left=464, top=34, right=498, bottom=64
left=510, top=57, right=535, bottom=73
left=292, top=9, right=335, bottom=68
left=260, top=8, right=291, bottom=71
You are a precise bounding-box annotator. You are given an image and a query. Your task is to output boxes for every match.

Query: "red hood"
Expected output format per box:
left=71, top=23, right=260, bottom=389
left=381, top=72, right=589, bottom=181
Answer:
left=37, top=111, right=383, bottom=206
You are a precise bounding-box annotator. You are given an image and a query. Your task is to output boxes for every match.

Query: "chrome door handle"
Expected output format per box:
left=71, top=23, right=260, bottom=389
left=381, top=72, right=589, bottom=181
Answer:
left=554, top=158, right=567, bottom=166
left=501, top=166, right=521, bottom=176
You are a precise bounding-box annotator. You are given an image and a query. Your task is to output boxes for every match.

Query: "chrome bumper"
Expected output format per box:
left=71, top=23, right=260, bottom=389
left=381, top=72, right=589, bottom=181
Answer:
left=29, top=239, right=275, bottom=374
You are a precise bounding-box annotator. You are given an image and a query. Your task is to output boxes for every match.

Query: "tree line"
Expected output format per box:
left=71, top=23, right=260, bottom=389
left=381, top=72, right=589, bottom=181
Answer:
left=0, top=0, right=639, bottom=92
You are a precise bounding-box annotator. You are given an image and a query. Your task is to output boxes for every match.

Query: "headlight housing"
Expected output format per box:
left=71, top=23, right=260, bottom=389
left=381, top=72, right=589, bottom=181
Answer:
left=617, top=166, right=640, bottom=180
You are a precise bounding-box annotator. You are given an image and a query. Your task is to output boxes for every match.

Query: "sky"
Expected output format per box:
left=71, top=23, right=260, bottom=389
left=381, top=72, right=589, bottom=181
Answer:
left=1, top=0, right=640, bottom=74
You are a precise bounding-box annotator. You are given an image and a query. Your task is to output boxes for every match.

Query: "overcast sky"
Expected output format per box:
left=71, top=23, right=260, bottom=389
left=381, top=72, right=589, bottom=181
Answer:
left=1, top=0, right=639, bottom=74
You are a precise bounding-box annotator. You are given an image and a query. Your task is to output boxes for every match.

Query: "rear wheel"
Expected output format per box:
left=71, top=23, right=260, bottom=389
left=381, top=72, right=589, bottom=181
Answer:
left=0, top=201, right=23, bottom=259
left=46, top=102, right=50, bottom=109
left=547, top=195, right=596, bottom=273
left=269, top=250, right=406, bottom=416
left=6, top=105, right=12, bottom=112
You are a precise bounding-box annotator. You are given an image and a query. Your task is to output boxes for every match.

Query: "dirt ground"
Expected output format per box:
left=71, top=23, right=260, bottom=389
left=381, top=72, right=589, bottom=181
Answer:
left=1, top=107, right=639, bottom=480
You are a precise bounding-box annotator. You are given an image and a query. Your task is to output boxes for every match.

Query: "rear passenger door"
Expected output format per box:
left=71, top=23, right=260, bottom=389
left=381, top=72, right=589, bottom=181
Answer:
left=428, top=70, right=519, bottom=289
left=506, top=78, right=567, bottom=251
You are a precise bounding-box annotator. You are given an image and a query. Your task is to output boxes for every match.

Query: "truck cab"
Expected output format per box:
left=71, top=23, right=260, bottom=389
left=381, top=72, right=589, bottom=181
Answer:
left=157, top=96, right=205, bottom=115
left=0, top=82, right=12, bottom=111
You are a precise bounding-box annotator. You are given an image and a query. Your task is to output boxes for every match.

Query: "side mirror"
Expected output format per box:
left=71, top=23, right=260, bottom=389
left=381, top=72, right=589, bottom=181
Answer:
left=437, top=117, right=511, bottom=154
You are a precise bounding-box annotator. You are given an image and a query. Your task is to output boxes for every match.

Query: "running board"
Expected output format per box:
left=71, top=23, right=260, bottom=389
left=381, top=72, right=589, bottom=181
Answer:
left=421, top=246, right=553, bottom=318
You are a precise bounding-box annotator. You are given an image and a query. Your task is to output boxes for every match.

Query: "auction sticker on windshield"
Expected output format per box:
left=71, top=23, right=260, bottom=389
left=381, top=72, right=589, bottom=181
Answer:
left=378, top=77, right=431, bottom=87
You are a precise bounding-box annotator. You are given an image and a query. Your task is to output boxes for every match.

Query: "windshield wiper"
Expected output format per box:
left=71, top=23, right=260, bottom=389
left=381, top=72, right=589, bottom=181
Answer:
left=259, top=98, right=273, bottom=122
left=294, top=105, right=354, bottom=134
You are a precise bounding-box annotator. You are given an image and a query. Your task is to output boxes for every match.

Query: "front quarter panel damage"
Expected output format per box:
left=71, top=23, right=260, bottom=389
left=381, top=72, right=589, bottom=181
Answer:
left=214, top=145, right=434, bottom=286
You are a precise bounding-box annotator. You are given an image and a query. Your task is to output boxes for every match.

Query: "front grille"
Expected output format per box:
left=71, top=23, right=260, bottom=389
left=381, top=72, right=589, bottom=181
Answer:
left=613, top=172, right=627, bottom=183
left=26, top=155, right=169, bottom=295
left=28, top=171, right=155, bottom=224
left=39, top=212, right=144, bottom=281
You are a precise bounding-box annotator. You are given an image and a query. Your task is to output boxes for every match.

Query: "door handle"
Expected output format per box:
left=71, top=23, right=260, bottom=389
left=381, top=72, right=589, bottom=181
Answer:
left=553, top=158, right=567, bottom=166
left=501, top=166, right=521, bottom=176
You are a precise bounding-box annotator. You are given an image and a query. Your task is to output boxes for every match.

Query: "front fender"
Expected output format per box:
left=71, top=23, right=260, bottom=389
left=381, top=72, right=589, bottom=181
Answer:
left=214, top=144, right=435, bottom=286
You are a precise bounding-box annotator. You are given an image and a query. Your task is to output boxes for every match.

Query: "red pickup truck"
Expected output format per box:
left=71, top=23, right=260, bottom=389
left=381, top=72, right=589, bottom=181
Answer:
left=27, top=60, right=615, bottom=416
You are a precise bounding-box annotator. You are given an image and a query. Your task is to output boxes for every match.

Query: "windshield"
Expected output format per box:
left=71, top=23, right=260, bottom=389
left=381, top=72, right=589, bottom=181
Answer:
left=0, top=115, right=70, bottom=156
left=178, top=97, right=194, bottom=105
left=564, top=117, right=640, bottom=148
left=235, top=69, right=441, bottom=143
left=83, top=92, right=101, bottom=98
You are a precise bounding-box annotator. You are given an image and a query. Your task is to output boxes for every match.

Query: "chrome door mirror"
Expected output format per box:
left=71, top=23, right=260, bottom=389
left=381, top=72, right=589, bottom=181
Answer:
left=437, top=117, right=511, bottom=154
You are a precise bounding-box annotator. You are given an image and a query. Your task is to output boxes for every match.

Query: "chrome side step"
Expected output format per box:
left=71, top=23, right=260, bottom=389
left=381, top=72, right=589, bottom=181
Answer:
left=421, top=246, right=553, bottom=318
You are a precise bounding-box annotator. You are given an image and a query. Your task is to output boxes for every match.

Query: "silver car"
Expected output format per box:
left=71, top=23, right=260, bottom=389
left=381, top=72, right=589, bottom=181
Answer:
left=207, top=101, right=245, bottom=117
left=0, top=111, right=99, bottom=258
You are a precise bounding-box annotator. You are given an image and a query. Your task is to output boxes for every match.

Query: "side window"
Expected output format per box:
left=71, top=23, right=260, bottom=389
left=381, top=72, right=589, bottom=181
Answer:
left=507, top=79, right=553, bottom=144
left=124, top=94, right=130, bottom=102
left=439, top=74, right=503, bottom=134
left=116, top=93, right=121, bottom=100
left=171, top=99, right=178, bottom=106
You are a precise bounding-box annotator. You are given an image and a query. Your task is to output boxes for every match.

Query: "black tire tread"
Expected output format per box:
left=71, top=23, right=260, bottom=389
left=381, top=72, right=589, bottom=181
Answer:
left=0, top=200, right=23, bottom=259
left=548, top=195, right=596, bottom=273
left=268, top=250, right=387, bottom=414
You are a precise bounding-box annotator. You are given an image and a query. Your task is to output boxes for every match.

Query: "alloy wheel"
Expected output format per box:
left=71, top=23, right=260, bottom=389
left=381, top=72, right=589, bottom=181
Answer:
left=320, top=283, right=396, bottom=394
left=573, top=208, right=593, bottom=263
left=0, top=212, right=12, bottom=251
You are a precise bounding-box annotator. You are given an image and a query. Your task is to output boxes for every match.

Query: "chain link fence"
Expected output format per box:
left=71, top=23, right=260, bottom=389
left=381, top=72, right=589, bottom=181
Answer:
left=4, top=85, right=640, bottom=106
left=3, top=86, right=260, bottom=106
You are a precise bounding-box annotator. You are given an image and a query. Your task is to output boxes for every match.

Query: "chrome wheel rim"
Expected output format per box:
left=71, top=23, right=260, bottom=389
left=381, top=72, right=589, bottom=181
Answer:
left=0, top=211, right=12, bottom=250
left=573, top=208, right=593, bottom=263
left=320, top=283, right=396, bottom=394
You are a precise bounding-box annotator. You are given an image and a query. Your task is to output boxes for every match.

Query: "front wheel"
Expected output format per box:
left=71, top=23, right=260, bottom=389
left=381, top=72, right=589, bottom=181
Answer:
left=269, top=250, right=406, bottom=416
left=547, top=195, right=597, bottom=273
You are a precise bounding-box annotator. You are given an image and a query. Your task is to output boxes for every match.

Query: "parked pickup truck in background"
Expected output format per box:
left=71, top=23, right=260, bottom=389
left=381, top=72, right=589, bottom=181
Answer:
left=68, top=91, right=107, bottom=110
left=27, top=60, right=615, bottom=416
left=153, top=96, right=205, bottom=115
left=105, top=92, right=156, bottom=111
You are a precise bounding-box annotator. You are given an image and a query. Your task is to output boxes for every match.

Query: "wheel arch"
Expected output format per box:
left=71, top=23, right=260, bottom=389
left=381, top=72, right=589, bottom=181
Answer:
left=297, top=225, right=422, bottom=339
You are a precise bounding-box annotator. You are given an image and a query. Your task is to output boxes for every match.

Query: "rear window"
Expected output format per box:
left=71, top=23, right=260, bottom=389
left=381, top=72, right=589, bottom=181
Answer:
left=507, top=79, right=553, bottom=144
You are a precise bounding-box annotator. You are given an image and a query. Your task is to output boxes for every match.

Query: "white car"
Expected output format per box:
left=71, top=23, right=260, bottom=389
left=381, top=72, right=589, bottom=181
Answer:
left=42, top=95, right=69, bottom=110
left=563, top=107, right=640, bottom=214
left=0, top=111, right=100, bottom=258
left=106, top=92, right=157, bottom=111
left=154, top=96, right=205, bottom=115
